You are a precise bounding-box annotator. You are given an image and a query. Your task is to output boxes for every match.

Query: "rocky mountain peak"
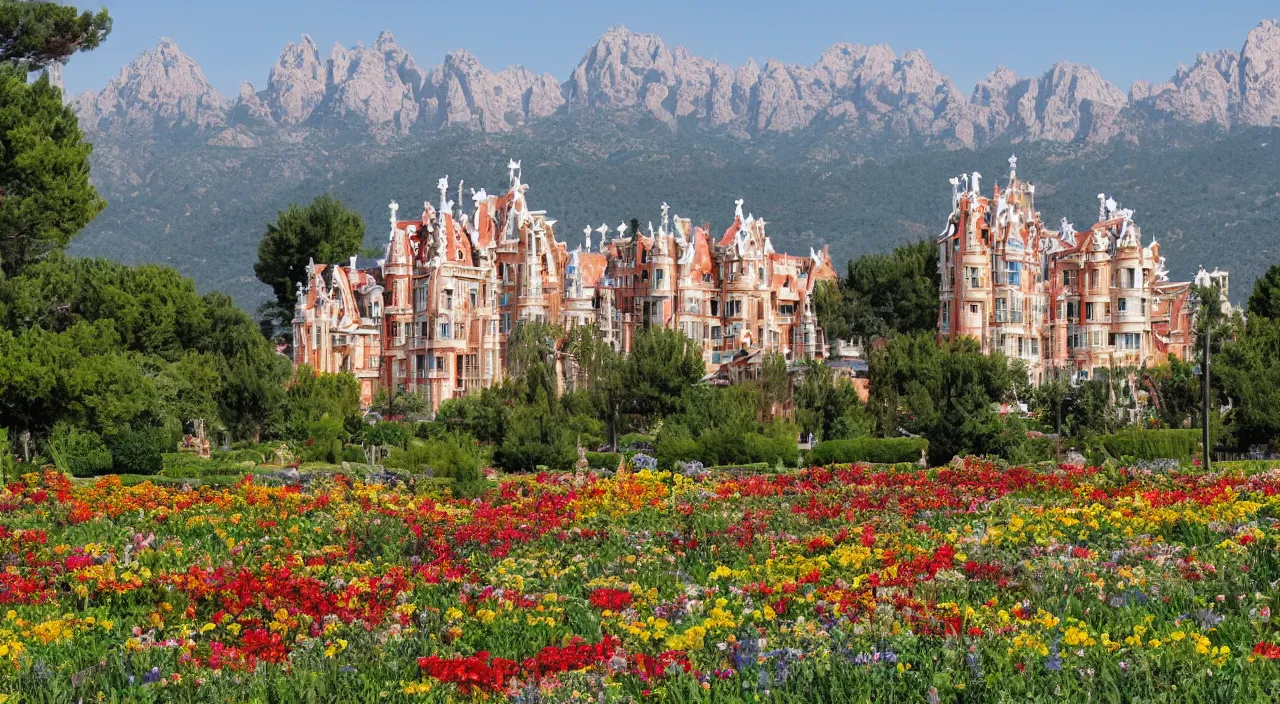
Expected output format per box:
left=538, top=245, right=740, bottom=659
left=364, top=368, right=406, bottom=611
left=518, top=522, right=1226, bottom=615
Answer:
left=73, top=20, right=1280, bottom=144
left=1237, top=18, right=1280, bottom=126
left=73, top=37, right=228, bottom=132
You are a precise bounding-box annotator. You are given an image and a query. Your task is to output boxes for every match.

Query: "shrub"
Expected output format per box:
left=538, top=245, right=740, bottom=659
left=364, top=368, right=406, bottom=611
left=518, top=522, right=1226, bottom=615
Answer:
left=341, top=444, right=366, bottom=463
left=160, top=453, right=247, bottom=478
left=364, top=421, right=411, bottom=449
left=213, top=448, right=266, bottom=465
left=386, top=434, right=483, bottom=482
left=108, top=429, right=168, bottom=476
left=45, top=425, right=113, bottom=478
left=809, top=437, right=929, bottom=466
left=585, top=451, right=623, bottom=470
left=1094, top=429, right=1201, bottom=461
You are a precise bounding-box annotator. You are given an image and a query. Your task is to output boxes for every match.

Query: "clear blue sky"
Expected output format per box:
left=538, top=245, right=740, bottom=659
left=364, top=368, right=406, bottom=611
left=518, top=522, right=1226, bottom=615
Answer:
left=68, top=1, right=1278, bottom=98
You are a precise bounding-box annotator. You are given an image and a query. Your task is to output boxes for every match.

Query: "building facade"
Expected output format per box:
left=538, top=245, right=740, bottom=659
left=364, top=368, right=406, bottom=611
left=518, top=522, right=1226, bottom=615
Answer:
left=293, top=162, right=839, bottom=411
left=938, top=156, right=1205, bottom=383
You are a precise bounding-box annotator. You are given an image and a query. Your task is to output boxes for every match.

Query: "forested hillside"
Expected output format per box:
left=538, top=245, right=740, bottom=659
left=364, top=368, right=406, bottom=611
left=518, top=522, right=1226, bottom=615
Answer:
left=74, top=120, right=1280, bottom=309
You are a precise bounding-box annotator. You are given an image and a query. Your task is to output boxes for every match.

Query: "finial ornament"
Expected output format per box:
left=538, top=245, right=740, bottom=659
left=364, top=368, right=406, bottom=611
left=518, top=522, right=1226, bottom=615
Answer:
left=734, top=198, right=744, bottom=219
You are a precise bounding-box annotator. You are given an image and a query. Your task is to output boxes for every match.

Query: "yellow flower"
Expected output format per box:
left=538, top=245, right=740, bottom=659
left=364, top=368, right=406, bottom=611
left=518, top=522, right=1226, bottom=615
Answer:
left=1170, top=631, right=1186, bottom=642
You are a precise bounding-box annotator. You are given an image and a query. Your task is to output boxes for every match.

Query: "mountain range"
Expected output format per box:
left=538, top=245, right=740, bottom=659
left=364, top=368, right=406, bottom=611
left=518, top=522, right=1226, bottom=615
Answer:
left=66, top=22, right=1280, bottom=309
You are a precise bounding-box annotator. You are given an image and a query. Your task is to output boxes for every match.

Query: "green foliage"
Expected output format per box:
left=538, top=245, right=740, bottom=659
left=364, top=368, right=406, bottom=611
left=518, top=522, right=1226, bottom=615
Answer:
left=363, top=421, right=410, bottom=450
left=0, top=64, right=104, bottom=276
left=370, top=388, right=429, bottom=422
left=868, top=333, right=1015, bottom=465
left=808, top=437, right=929, bottom=466
left=44, top=423, right=111, bottom=477
left=159, top=453, right=247, bottom=479
left=0, top=427, right=14, bottom=482
left=283, top=366, right=361, bottom=438
left=298, top=415, right=344, bottom=463
left=1093, top=429, right=1202, bottom=461
left=433, top=389, right=508, bottom=444
left=1247, top=264, right=1280, bottom=321
left=254, top=194, right=367, bottom=337
left=385, top=433, right=482, bottom=483
left=619, top=327, right=704, bottom=422
left=793, top=360, right=871, bottom=442
left=0, top=1, right=112, bottom=70
left=654, top=424, right=701, bottom=469
left=584, top=451, right=622, bottom=470
left=1214, top=315, right=1280, bottom=449
left=821, top=240, right=940, bottom=342
left=107, top=428, right=168, bottom=476
left=340, top=444, right=365, bottom=463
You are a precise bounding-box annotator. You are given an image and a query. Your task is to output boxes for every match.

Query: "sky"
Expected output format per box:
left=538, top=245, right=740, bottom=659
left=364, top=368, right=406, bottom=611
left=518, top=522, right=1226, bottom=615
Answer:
left=67, top=0, right=1278, bottom=98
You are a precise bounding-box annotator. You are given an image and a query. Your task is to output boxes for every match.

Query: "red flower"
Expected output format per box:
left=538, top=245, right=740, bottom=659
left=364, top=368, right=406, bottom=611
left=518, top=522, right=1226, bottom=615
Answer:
left=589, top=588, right=633, bottom=611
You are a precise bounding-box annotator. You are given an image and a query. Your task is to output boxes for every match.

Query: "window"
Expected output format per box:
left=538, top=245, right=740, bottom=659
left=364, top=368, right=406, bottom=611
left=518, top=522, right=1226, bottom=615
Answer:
left=1140, top=298, right=1147, bottom=315
left=995, top=298, right=1008, bottom=322
left=969, top=304, right=979, bottom=314
left=1085, top=302, right=1095, bottom=321
left=1066, top=301, right=1078, bottom=320
left=779, top=304, right=795, bottom=316
left=1089, top=270, right=1099, bottom=289
left=757, top=267, right=764, bottom=281
left=726, top=299, right=741, bottom=317
left=711, top=326, right=722, bottom=340
left=500, top=313, right=511, bottom=334
left=710, top=300, right=719, bottom=316
left=1118, top=297, right=1128, bottom=313
left=444, top=290, right=454, bottom=309
left=940, top=308, right=951, bottom=330
left=1007, top=261, right=1022, bottom=286
left=1125, top=268, right=1137, bottom=288
left=420, top=322, right=429, bottom=339
left=469, top=286, right=478, bottom=307
left=435, top=355, right=445, bottom=371
left=655, top=268, right=665, bottom=289
left=1030, top=338, right=1039, bottom=355
left=439, top=322, right=450, bottom=339
left=966, top=267, right=981, bottom=288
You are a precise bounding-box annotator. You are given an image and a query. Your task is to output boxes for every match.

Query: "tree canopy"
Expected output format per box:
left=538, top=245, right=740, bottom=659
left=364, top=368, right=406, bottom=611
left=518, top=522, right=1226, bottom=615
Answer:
left=816, top=240, right=939, bottom=343
left=0, top=0, right=111, bottom=70
left=0, top=65, right=103, bottom=276
left=254, top=194, right=367, bottom=337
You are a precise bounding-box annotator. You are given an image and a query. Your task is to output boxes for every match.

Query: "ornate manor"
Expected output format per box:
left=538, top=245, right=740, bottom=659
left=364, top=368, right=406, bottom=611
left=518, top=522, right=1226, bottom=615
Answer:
left=292, top=161, right=839, bottom=408
left=937, top=156, right=1217, bottom=384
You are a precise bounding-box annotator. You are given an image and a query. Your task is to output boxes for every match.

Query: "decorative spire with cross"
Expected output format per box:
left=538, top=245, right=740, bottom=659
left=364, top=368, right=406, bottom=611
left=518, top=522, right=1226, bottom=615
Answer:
left=1008, top=154, right=1017, bottom=181
left=583, top=224, right=593, bottom=251
left=389, top=200, right=399, bottom=226
left=734, top=198, right=744, bottom=220
left=660, top=202, right=670, bottom=234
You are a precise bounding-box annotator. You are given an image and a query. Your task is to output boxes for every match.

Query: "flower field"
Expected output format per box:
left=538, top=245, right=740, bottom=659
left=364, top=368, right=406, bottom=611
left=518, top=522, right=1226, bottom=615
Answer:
left=3, top=460, right=1280, bottom=703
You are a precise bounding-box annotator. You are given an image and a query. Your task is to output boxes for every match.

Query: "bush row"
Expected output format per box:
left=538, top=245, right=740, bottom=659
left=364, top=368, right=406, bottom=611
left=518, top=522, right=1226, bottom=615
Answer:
left=807, top=437, right=929, bottom=466
left=1094, top=429, right=1201, bottom=461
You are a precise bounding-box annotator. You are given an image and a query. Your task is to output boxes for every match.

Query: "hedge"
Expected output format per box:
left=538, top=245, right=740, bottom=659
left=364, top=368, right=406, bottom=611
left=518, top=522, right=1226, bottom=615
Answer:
left=585, top=451, right=622, bottom=470
left=108, top=429, right=169, bottom=476
left=808, top=438, right=929, bottom=466
left=1095, top=429, right=1201, bottom=461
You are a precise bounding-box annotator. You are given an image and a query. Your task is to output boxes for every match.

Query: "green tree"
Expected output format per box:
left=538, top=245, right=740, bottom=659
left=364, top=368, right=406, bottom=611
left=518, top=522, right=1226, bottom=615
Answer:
left=254, top=194, right=367, bottom=338
left=1215, top=315, right=1280, bottom=449
left=794, top=360, right=870, bottom=442
left=371, top=387, right=429, bottom=422
left=827, top=240, right=940, bottom=342
left=759, top=352, right=790, bottom=419
left=868, top=333, right=1014, bottom=464
left=283, top=366, right=361, bottom=438
left=1246, top=264, right=1280, bottom=321
left=0, top=1, right=111, bottom=70
left=0, top=66, right=104, bottom=276
left=620, top=327, right=704, bottom=422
